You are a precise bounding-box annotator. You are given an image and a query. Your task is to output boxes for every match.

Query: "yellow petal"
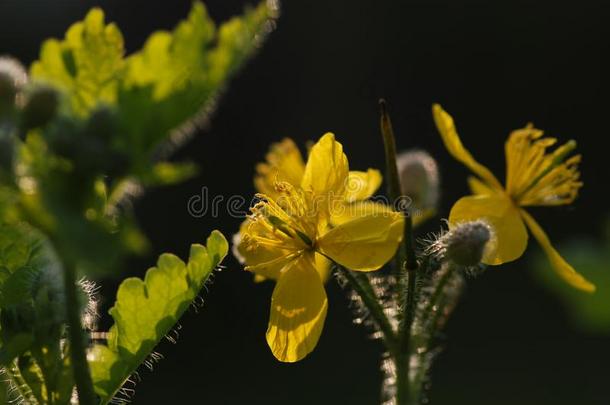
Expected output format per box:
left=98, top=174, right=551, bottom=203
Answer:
left=345, top=169, right=382, bottom=203
left=254, top=138, right=306, bottom=198
left=301, top=133, right=349, bottom=198
left=330, top=201, right=394, bottom=226
left=432, top=104, right=503, bottom=191
left=251, top=253, right=331, bottom=284
left=520, top=209, right=595, bottom=293
left=449, top=195, right=528, bottom=265
left=314, top=252, right=332, bottom=283
left=468, top=176, right=496, bottom=196
left=318, top=211, right=404, bottom=271
left=266, top=256, right=328, bottom=362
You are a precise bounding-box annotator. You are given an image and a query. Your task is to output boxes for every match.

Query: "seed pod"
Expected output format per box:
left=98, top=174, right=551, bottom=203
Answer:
left=396, top=149, right=440, bottom=212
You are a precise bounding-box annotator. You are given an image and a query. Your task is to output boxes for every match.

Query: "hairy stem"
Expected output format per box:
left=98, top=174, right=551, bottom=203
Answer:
left=3, top=363, right=39, bottom=404
left=62, top=262, right=96, bottom=405
left=379, top=99, right=419, bottom=405
left=336, top=265, right=398, bottom=353
left=421, top=263, right=455, bottom=330
left=409, top=263, right=456, bottom=400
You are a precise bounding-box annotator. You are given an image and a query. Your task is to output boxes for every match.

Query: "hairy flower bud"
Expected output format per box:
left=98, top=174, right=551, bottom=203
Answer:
left=442, top=220, right=492, bottom=266
left=396, top=149, right=439, bottom=212
left=0, top=57, right=28, bottom=115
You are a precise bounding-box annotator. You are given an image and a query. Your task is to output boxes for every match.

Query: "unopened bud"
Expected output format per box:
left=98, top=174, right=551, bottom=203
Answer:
left=0, top=57, right=28, bottom=115
left=396, top=149, right=439, bottom=211
left=443, top=220, right=491, bottom=266
left=21, top=85, right=59, bottom=129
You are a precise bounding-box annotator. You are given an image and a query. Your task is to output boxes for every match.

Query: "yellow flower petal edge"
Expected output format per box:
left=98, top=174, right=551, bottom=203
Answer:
left=330, top=200, right=393, bottom=226
left=318, top=211, right=404, bottom=271
left=345, top=169, right=382, bottom=203
left=467, top=176, right=496, bottom=196
left=254, top=138, right=305, bottom=199
left=520, top=209, right=595, bottom=293
left=449, top=194, right=528, bottom=265
left=432, top=104, right=503, bottom=191
left=266, top=256, right=328, bottom=362
left=301, top=132, right=349, bottom=199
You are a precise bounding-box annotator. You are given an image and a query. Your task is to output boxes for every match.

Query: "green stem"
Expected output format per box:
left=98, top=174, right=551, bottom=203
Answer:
left=407, top=263, right=456, bottom=398
left=336, top=265, right=398, bottom=353
left=62, top=262, right=96, bottom=405
left=379, top=99, right=409, bottom=274
left=421, top=263, right=455, bottom=330
left=379, top=99, right=419, bottom=405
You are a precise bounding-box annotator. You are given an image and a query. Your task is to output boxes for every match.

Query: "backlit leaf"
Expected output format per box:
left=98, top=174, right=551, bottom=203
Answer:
left=89, top=231, right=228, bottom=404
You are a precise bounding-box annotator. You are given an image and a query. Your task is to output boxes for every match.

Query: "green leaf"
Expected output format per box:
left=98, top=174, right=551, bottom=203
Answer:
left=115, top=0, right=276, bottom=173
left=0, top=222, right=63, bottom=308
left=30, top=9, right=124, bottom=116
left=140, top=161, right=199, bottom=187
left=89, top=231, right=228, bottom=404
left=29, top=1, right=277, bottom=176
left=0, top=222, right=75, bottom=405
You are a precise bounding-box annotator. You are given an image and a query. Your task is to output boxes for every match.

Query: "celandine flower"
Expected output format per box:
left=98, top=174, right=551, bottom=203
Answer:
left=433, top=104, right=594, bottom=292
left=238, top=133, right=404, bottom=362
left=234, top=137, right=387, bottom=283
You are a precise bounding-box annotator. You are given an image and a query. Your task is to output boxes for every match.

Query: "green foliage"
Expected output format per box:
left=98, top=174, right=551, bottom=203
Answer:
left=0, top=222, right=75, bottom=404
left=31, top=9, right=124, bottom=117
left=30, top=1, right=277, bottom=179
left=89, top=231, right=228, bottom=404
left=532, top=218, right=610, bottom=334
left=1, top=0, right=273, bottom=402
left=0, top=0, right=277, bottom=279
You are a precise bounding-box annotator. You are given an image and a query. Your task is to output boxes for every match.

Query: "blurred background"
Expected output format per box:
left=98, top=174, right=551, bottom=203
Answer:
left=1, top=0, right=609, bottom=403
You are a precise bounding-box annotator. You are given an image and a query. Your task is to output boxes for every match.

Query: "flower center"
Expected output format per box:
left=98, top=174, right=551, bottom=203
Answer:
left=248, top=182, right=318, bottom=254
left=505, top=125, right=582, bottom=207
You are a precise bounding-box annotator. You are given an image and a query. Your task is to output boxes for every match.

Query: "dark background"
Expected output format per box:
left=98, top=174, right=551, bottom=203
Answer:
left=1, top=0, right=609, bottom=403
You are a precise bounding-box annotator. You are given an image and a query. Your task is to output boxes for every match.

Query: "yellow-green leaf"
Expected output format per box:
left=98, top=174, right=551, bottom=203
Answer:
left=30, top=8, right=124, bottom=116
left=89, top=231, right=228, bottom=404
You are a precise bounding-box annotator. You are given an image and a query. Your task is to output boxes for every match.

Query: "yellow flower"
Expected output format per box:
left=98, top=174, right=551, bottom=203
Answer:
left=235, top=137, right=387, bottom=283
left=239, top=133, right=404, bottom=362
left=432, top=104, right=594, bottom=292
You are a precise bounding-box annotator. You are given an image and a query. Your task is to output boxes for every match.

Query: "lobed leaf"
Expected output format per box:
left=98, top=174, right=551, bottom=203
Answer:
left=0, top=222, right=74, bottom=405
left=31, top=9, right=124, bottom=116
left=29, top=1, right=278, bottom=178
left=89, top=231, right=228, bottom=404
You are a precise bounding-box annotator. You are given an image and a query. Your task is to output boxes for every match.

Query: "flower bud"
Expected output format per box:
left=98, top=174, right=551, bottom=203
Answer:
left=0, top=57, right=28, bottom=115
left=443, top=220, right=492, bottom=266
left=396, top=149, right=439, bottom=211
left=21, top=85, right=59, bottom=129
